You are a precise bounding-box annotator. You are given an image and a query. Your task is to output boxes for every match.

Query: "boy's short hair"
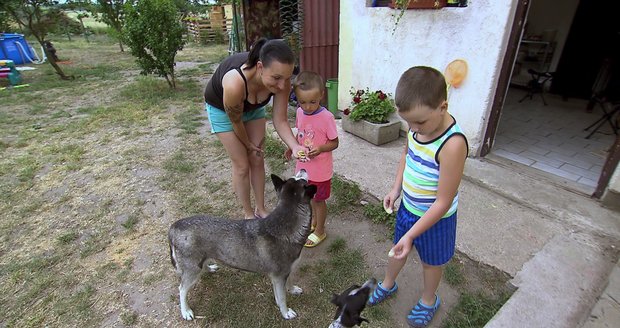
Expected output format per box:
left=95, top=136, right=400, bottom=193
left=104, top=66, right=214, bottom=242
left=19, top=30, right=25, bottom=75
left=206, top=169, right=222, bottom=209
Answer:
left=395, top=66, right=447, bottom=111
left=293, top=71, right=324, bottom=93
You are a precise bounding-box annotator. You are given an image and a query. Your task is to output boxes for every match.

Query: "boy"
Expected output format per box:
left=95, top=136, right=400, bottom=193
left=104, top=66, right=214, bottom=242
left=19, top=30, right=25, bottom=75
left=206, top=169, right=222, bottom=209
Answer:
left=368, top=66, right=468, bottom=327
left=285, top=71, right=339, bottom=248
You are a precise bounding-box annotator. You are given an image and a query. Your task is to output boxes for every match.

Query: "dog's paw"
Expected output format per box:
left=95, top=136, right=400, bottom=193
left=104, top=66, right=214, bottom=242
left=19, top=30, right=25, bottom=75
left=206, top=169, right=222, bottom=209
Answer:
left=207, top=264, right=219, bottom=272
left=289, top=285, right=303, bottom=295
left=181, top=307, right=195, bottom=320
left=282, top=308, right=297, bottom=320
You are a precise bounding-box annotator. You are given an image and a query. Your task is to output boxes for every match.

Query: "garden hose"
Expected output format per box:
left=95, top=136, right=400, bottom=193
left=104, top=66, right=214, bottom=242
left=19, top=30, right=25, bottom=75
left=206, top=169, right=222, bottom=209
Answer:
left=14, top=41, right=46, bottom=64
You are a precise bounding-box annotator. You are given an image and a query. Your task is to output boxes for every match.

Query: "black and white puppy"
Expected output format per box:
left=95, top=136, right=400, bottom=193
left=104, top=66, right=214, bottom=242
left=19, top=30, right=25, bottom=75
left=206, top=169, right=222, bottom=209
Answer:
left=329, top=278, right=377, bottom=328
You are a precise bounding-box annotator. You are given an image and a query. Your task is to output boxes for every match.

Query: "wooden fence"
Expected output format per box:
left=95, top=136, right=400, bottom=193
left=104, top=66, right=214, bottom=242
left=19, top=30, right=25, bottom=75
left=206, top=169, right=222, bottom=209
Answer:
left=186, top=18, right=234, bottom=44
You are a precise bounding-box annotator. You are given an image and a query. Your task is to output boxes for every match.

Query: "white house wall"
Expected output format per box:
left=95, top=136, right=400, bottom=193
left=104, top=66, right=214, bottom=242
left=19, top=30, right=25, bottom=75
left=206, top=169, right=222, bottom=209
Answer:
left=338, top=0, right=518, bottom=156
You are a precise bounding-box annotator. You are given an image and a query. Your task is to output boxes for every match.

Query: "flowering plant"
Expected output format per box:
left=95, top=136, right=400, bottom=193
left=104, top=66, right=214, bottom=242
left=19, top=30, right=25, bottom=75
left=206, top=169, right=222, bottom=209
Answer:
left=343, top=88, right=396, bottom=124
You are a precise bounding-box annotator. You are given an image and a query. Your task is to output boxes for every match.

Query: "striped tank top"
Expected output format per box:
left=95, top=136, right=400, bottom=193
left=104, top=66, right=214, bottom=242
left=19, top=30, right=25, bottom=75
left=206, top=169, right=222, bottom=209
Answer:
left=402, top=117, right=467, bottom=218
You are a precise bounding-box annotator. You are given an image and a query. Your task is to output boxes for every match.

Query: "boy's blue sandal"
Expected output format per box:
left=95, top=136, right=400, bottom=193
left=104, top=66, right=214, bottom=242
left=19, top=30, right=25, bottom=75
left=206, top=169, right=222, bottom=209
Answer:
left=368, top=281, right=398, bottom=305
left=407, top=295, right=441, bottom=327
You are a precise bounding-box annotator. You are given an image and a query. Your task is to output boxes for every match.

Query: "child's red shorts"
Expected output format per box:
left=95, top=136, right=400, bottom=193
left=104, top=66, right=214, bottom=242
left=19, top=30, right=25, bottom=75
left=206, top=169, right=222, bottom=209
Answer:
left=310, top=179, right=331, bottom=201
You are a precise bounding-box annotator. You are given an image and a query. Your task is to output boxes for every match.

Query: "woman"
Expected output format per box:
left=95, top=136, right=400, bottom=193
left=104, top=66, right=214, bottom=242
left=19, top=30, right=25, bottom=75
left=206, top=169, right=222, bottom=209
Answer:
left=204, top=38, right=307, bottom=219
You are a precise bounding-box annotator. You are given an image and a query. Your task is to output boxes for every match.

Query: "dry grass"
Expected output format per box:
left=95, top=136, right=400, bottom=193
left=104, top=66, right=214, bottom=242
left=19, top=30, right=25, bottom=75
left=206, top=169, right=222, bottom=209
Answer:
left=1, top=35, right=510, bottom=328
left=0, top=36, right=395, bottom=328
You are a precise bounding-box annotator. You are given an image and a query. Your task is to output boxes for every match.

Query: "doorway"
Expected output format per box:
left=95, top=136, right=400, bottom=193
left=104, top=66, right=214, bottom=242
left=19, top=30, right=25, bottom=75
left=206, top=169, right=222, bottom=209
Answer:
left=488, top=0, right=620, bottom=195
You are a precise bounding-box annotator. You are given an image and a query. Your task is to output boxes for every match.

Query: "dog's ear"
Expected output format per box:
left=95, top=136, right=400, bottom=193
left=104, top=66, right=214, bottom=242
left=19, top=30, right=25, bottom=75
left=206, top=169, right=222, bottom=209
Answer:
left=305, top=184, right=317, bottom=199
left=271, top=174, right=285, bottom=193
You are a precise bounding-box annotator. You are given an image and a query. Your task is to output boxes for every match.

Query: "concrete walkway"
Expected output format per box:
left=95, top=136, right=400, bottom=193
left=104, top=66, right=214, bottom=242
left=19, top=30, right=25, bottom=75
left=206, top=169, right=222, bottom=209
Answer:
left=331, top=120, right=620, bottom=328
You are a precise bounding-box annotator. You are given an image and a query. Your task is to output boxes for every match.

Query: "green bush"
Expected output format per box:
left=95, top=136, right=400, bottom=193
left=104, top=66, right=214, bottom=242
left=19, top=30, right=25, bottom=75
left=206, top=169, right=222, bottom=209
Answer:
left=123, top=0, right=186, bottom=88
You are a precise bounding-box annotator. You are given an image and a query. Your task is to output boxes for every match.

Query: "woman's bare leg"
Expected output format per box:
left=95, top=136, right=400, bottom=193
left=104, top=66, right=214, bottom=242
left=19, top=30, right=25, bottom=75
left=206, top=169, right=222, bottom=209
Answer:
left=245, top=118, right=268, bottom=218
left=216, top=131, right=254, bottom=219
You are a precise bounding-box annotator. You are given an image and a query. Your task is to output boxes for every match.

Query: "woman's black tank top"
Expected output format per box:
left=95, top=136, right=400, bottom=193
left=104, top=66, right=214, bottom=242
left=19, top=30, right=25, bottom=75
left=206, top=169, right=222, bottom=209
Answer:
left=203, top=52, right=273, bottom=112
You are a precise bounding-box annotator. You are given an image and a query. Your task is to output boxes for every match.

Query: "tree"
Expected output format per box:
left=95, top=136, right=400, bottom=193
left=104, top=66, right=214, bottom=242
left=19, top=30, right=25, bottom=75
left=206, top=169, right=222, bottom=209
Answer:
left=172, top=0, right=210, bottom=19
left=96, top=0, right=126, bottom=51
left=123, top=0, right=185, bottom=89
left=0, top=9, right=16, bottom=32
left=1, top=0, right=72, bottom=80
left=59, top=1, right=95, bottom=42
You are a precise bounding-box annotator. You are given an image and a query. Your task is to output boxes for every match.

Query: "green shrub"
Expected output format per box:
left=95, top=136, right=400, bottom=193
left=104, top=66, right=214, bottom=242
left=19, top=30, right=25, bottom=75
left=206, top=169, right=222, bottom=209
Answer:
left=123, top=0, right=186, bottom=88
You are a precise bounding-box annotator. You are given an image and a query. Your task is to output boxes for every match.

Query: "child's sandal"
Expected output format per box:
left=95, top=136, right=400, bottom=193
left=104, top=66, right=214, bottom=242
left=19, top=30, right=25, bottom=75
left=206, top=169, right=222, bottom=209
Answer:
left=367, top=281, right=398, bottom=306
left=407, top=295, right=440, bottom=327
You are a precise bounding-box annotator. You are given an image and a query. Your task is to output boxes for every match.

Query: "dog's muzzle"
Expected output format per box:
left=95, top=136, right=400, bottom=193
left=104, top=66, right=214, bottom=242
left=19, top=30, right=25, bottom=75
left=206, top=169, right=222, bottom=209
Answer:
left=294, top=169, right=308, bottom=182
left=361, top=278, right=377, bottom=290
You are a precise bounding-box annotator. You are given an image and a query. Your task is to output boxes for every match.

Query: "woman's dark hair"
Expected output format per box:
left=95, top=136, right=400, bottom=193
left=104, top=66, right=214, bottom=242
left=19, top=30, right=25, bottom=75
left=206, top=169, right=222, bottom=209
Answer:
left=246, top=38, right=295, bottom=69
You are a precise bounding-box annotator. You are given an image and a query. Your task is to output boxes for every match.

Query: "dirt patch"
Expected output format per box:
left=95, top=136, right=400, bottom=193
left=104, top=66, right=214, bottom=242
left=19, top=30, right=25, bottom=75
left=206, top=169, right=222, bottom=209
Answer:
left=304, top=205, right=512, bottom=328
left=0, top=41, right=511, bottom=328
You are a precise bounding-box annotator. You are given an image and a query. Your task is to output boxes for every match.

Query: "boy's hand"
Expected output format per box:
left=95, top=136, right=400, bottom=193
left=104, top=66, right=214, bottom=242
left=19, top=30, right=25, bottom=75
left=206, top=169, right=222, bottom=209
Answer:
left=383, top=190, right=400, bottom=214
left=390, top=236, right=413, bottom=260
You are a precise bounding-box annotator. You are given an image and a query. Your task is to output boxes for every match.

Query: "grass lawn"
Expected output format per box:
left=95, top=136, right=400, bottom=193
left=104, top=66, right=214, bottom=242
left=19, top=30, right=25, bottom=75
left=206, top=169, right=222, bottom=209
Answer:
left=0, top=34, right=511, bottom=328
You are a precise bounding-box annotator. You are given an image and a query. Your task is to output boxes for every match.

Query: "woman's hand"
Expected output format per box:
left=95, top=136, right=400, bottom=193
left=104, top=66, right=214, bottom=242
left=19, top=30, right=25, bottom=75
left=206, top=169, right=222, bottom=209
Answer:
left=247, top=142, right=263, bottom=157
left=284, top=148, right=292, bottom=161
left=291, top=144, right=310, bottom=162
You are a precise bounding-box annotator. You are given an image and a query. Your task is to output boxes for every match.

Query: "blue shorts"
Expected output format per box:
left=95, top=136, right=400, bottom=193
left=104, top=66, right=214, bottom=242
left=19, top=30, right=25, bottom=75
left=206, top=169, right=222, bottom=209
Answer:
left=393, top=205, right=457, bottom=266
left=205, top=103, right=266, bottom=133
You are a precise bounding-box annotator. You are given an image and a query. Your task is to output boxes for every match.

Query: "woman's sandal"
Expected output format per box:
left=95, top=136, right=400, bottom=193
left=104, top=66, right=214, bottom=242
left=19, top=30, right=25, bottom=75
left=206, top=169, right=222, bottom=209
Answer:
left=407, top=295, right=441, bottom=327
left=368, top=281, right=398, bottom=306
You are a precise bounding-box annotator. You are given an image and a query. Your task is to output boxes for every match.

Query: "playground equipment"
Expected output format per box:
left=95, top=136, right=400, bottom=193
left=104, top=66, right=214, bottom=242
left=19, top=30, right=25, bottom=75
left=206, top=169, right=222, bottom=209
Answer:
left=0, top=33, right=46, bottom=64
left=0, top=60, right=22, bottom=86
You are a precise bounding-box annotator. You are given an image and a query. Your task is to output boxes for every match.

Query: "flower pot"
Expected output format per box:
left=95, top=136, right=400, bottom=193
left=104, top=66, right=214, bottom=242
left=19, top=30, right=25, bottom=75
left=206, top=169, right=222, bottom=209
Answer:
left=342, top=115, right=401, bottom=146
left=389, top=0, right=447, bottom=9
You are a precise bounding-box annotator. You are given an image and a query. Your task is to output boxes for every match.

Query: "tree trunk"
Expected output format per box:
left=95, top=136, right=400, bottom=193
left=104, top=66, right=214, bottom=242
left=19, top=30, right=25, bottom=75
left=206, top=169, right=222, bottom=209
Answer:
left=118, top=42, right=124, bottom=52
left=169, top=65, right=176, bottom=89
left=164, top=74, right=174, bottom=89
left=78, top=18, right=90, bottom=43
left=35, top=38, right=73, bottom=80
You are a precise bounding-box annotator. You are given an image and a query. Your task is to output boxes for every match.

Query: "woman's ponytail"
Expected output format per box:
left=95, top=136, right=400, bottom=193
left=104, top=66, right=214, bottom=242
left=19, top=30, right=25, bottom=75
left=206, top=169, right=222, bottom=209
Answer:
left=246, top=37, right=268, bottom=69
left=245, top=37, right=295, bottom=69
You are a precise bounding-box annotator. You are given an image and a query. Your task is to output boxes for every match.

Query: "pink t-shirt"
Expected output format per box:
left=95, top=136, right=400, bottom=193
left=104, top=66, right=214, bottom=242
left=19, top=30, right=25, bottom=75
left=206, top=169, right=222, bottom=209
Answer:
left=295, top=107, right=338, bottom=182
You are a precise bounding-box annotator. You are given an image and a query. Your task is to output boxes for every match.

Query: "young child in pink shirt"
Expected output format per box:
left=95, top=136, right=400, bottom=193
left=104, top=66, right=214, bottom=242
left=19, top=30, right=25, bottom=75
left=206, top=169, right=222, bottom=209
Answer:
left=285, top=71, right=339, bottom=247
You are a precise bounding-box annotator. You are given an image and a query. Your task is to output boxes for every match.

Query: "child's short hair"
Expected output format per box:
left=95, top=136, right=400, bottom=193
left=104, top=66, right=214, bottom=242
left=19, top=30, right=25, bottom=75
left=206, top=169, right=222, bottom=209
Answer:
left=395, top=66, right=447, bottom=111
left=293, top=71, right=324, bottom=93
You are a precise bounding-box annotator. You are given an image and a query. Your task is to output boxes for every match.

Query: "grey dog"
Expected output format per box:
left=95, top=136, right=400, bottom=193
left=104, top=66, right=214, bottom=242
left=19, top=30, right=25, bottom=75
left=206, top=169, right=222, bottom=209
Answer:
left=168, top=170, right=317, bottom=321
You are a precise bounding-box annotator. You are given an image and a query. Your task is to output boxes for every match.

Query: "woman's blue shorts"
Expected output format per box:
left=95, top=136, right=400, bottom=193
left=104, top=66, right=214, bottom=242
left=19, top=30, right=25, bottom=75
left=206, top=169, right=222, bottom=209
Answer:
left=205, top=103, right=266, bottom=133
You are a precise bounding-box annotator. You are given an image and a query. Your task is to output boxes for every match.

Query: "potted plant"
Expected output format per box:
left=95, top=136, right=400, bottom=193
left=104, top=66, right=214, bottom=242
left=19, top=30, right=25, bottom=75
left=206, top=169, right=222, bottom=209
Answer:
left=342, top=88, right=401, bottom=145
